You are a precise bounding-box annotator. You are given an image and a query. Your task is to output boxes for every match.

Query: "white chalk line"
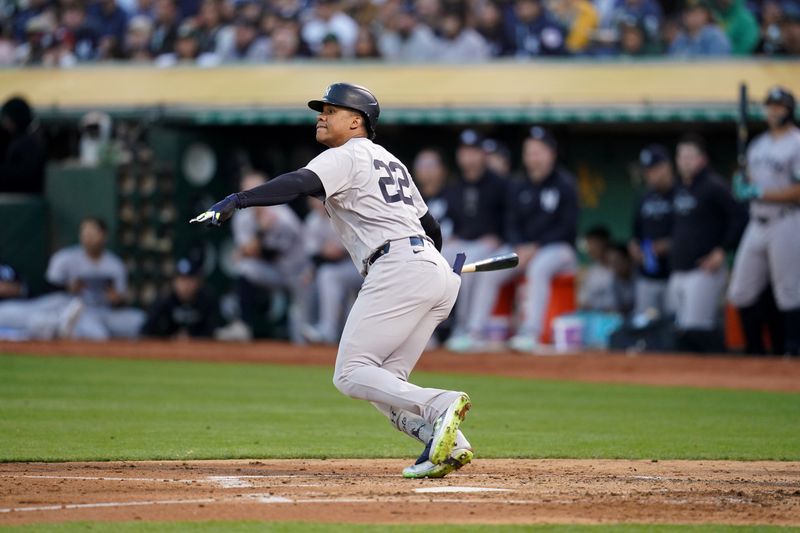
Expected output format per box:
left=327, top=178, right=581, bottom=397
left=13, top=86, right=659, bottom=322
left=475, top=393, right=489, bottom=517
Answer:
left=415, top=486, right=512, bottom=494
left=0, top=498, right=217, bottom=514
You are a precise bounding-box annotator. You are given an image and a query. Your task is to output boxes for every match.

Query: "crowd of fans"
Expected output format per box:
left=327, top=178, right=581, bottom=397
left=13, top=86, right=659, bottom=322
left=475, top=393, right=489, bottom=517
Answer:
left=1, top=0, right=799, bottom=67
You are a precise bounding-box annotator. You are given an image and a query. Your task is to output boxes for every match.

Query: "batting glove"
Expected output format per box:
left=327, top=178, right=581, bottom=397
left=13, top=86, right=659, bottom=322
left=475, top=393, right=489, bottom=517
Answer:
left=733, top=172, right=762, bottom=201
left=190, top=194, right=239, bottom=226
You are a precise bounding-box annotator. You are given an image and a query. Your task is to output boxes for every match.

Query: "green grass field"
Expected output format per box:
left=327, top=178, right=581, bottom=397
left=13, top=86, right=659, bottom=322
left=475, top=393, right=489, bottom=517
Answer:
left=1, top=353, right=798, bottom=462
left=2, top=353, right=799, bottom=532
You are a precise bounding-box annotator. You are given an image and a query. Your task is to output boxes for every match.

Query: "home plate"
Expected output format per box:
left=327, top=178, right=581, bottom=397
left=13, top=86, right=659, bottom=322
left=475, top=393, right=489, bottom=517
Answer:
left=414, top=487, right=513, bottom=494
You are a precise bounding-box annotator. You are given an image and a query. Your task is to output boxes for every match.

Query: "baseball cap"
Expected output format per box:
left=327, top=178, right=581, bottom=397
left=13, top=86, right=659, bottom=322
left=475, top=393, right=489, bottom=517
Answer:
left=175, top=257, right=202, bottom=277
left=481, top=138, right=510, bottom=158
left=639, top=144, right=670, bottom=168
left=528, top=126, right=557, bottom=151
left=459, top=129, right=484, bottom=148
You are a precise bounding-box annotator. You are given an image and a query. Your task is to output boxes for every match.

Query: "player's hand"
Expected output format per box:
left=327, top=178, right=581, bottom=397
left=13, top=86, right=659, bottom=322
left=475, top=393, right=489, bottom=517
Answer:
left=698, top=247, right=725, bottom=273
left=733, top=172, right=762, bottom=201
left=190, top=194, right=239, bottom=226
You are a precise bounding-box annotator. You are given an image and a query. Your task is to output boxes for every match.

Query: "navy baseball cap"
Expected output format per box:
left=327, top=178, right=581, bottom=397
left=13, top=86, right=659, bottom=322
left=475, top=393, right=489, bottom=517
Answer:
left=176, top=257, right=202, bottom=277
left=639, top=144, right=670, bottom=168
left=459, top=129, right=484, bottom=148
left=528, top=126, right=557, bottom=151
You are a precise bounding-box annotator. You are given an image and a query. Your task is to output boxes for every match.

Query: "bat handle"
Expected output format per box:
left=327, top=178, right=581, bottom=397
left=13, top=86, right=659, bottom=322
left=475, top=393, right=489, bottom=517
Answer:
left=452, top=253, right=466, bottom=276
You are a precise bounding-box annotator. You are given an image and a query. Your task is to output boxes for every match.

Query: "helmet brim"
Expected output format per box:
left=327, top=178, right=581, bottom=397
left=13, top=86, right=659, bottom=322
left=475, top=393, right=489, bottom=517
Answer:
left=308, top=99, right=327, bottom=112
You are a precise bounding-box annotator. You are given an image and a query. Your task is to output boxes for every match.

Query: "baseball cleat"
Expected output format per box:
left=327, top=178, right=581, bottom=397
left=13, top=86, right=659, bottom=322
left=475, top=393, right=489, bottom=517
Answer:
left=402, top=448, right=474, bottom=479
left=429, top=393, right=471, bottom=465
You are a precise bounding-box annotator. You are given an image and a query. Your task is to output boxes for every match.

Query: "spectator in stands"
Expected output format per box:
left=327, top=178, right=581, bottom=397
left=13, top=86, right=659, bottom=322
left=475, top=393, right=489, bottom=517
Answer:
left=755, top=0, right=787, bottom=55
left=270, top=18, right=309, bottom=60
left=629, top=144, right=674, bottom=317
left=122, top=15, right=155, bottom=60
left=0, top=24, right=15, bottom=66
left=12, top=0, right=49, bottom=42
left=141, top=256, right=221, bottom=338
left=549, top=0, right=599, bottom=54
left=668, top=0, right=731, bottom=56
left=194, top=0, right=225, bottom=54
left=434, top=5, right=491, bottom=62
left=617, top=17, right=658, bottom=56
left=226, top=172, right=311, bottom=342
left=317, top=32, right=343, bottom=59
left=16, top=14, right=57, bottom=66
left=607, top=243, right=636, bottom=316
left=611, top=0, right=663, bottom=45
left=216, top=17, right=269, bottom=63
left=88, top=0, right=129, bottom=53
left=443, top=130, right=507, bottom=351
left=453, top=126, right=579, bottom=353
left=578, top=225, right=615, bottom=312
left=148, top=0, right=179, bottom=56
left=782, top=1, right=800, bottom=55
left=711, top=0, right=759, bottom=54
left=414, top=0, right=443, bottom=29
left=57, top=3, right=100, bottom=62
left=156, top=21, right=218, bottom=65
left=476, top=0, right=516, bottom=56
left=482, top=138, right=512, bottom=178
left=301, top=198, right=361, bottom=344
left=354, top=26, right=380, bottom=58
left=301, top=0, right=359, bottom=58
left=377, top=4, right=437, bottom=61
left=505, top=0, right=567, bottom=56
left=0, top=96, right=46, bottom=195
left=667, top=134, right=745, bottom=353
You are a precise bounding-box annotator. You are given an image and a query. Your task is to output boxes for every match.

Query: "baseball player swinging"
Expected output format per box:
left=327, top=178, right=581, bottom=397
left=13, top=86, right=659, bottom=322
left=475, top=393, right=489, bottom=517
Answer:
left=729, top=86, right=800, bottom=356
left=191, top=83, right=473, bottom=478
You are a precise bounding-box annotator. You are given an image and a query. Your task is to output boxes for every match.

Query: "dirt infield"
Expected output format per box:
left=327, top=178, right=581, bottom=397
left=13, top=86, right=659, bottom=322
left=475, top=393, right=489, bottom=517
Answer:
left=2, top=342, right=799, bottom=527
left=1, top=459, right=799, bottom=527
left=3, top=339, right=800, bottom=392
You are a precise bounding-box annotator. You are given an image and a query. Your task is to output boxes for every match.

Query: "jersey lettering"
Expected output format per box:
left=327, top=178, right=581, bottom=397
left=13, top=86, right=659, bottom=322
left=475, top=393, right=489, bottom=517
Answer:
left=374, top=159, right=414, bottom=205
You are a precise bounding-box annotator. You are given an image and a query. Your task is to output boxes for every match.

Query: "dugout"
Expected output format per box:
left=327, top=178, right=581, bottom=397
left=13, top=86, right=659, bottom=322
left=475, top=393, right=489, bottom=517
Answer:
left=1, top=60, right=798, bottom=307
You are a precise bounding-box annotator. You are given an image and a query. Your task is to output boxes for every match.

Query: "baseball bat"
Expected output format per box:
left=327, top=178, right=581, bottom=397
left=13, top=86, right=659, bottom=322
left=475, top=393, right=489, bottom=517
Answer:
left=460, top=253, right=519, bottom=274
left=737, top=82, right=748, bottom=176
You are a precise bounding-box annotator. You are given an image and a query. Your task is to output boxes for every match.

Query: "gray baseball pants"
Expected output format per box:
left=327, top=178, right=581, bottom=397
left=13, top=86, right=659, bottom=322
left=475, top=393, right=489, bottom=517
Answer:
left=465, top=243, right=577, bottom=340
left=332, top=237, right=462, bottom=425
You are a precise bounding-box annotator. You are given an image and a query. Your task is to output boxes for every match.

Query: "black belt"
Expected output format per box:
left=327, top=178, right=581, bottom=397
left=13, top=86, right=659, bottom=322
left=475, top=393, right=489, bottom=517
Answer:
left=755, top=208, right=797, bottom=225
left=367, top=236, right=425, bottom=267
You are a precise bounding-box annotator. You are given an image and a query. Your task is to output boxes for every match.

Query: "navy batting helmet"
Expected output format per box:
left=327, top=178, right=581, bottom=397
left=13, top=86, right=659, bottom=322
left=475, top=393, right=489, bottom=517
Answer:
left=308, top=83, right=380, bottom=140
left=764, top=86, right=796, bottom=125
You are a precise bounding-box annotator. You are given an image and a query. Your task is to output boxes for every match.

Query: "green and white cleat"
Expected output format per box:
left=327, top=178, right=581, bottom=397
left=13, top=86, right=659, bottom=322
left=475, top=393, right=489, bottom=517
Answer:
left=402, top=448, right=474, bottom=479
left=429, top=393, right=471, bottom=465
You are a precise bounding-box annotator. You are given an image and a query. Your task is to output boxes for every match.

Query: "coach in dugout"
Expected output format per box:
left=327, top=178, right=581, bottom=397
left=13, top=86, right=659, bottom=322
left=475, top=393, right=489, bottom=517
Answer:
left=667, top=134, right=746, bottom=353
left=450, top=126, right=579, bottom=353
left=443, top=129, right=507, bottom=351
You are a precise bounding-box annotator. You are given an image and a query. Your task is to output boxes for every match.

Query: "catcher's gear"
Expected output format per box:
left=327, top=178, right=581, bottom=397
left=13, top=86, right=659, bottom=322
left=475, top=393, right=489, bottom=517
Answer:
left=764, top=86, right=796, bottom=125
left=308, top=83, right=380, bottom=140
left=189, top=194, right=239, bottom=226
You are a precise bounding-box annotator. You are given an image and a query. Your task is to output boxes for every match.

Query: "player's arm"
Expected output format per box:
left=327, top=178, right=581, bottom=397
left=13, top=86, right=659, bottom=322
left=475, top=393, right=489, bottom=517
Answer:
left=191, top=169, right=324, bottom=226
left=758, top=183, right=800, bottom=203
left=419, top=210, right=442, bottom=251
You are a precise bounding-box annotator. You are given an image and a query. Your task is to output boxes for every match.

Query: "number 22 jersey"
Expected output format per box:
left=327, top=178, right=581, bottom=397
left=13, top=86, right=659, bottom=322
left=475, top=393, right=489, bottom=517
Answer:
left=304, top=137, right=429, bottom=275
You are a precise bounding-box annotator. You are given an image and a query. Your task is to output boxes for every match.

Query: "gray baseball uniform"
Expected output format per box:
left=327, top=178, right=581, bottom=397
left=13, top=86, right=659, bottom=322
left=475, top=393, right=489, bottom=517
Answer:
left=304, top=137, right=464, bottom=432
left=728, top=126, right=800, bottom=311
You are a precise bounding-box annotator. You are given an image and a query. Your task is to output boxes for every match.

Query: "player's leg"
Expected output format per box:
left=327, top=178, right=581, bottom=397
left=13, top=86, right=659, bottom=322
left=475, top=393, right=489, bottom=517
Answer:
left=71, top=308, right=111, bottom=340
left=315, top=261, right=362, bottom=343
left=514, top=243, right=578, bottom=347
left=767, top=213, right=800, bottom=355
left=634, top=277, right=668, bottom=317
left=447, top=240, right=498, bottom=341
left=676, top=267, right=728, bottom=353
left=333, top=246, right=463, bottom=423
left=727, top=222, right=771, bottom=354
left=455, top=245, right=517, bottom=350
left=104, top=308, right=147, bottom=339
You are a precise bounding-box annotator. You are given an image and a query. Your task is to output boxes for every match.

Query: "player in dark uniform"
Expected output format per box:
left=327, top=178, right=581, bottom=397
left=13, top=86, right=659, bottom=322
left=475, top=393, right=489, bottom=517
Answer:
left=629, top=144, right=675, bottom=317
left=668, top=134, right=746, bottom=353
